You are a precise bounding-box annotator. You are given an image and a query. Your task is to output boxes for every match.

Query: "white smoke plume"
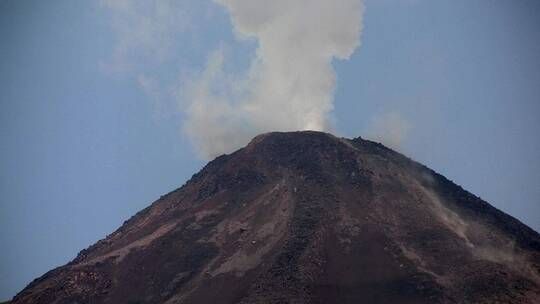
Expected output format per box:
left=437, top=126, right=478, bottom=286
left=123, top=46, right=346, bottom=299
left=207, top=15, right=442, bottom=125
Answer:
left=185, top=0, right=365, bottom=158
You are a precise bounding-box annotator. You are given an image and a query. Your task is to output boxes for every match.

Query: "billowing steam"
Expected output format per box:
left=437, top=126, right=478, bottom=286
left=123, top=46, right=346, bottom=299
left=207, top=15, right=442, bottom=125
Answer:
left=185, top=0, right=365, bottom=158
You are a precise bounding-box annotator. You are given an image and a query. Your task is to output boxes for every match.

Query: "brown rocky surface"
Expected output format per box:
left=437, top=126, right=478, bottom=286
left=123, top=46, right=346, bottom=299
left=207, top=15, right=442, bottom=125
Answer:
left=10, top=131, right=540, bottom=303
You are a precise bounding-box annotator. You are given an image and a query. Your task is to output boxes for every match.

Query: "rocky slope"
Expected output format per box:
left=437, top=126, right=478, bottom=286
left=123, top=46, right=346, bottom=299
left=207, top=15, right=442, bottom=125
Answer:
left=10, top=131, right=540, bottom=303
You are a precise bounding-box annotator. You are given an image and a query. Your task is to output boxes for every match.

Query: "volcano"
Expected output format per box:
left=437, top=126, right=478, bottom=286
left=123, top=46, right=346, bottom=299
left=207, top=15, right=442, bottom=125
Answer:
left=10, top=131, right=540, bottom=303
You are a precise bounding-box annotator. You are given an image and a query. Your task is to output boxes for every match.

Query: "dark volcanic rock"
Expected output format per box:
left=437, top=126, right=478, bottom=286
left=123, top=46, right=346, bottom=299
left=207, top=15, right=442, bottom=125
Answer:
left=11, top=131, right=540, bottom=303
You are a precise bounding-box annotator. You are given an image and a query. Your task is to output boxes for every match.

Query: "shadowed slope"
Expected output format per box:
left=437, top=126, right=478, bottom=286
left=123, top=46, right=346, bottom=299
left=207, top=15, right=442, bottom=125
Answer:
left=11, top=131, right=540, bottom=304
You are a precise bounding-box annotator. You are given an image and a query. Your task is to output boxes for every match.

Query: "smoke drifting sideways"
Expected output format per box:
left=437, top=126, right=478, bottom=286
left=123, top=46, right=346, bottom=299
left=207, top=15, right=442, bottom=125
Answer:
left=366, top=112, right=410, bottom=151
left=185, top=0, right=365, bottom=159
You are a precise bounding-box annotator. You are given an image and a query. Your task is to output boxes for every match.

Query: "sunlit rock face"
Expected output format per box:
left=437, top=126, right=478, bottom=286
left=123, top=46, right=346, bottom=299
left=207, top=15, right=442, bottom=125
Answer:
left=11, top=131, right=540, bottom=304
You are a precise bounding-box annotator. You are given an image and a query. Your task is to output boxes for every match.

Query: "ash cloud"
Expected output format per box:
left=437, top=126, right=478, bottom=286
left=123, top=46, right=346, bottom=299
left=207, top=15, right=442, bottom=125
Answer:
left=185, top=0, right=365, bottom=158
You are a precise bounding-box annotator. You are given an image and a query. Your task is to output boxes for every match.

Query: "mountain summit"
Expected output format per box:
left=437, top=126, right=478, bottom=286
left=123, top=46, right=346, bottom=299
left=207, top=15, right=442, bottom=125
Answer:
left=11, top=131, right=540, bottom=303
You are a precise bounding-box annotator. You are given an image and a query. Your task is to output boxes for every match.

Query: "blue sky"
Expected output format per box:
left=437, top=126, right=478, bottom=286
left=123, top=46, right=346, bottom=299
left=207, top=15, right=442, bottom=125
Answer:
left=1, top=0, right=539, bottom=300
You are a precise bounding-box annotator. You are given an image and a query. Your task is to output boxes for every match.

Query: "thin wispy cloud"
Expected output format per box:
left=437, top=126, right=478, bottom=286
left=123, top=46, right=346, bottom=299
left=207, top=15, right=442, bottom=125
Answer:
left=100, top=0, right=209, bottom=119
left=366, top=112, right=411, bottom=150
left=99, top=0, right=192, bottom=73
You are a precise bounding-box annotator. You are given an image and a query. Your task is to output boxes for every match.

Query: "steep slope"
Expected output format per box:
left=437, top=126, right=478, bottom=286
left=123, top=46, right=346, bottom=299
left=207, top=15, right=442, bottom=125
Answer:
left=11, top=131, right=540, bottom=304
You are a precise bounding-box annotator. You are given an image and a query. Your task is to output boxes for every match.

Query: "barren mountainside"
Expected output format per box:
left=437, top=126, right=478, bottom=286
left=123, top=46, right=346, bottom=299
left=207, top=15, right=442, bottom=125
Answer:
left=11, top=131, right=540, bottom=303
